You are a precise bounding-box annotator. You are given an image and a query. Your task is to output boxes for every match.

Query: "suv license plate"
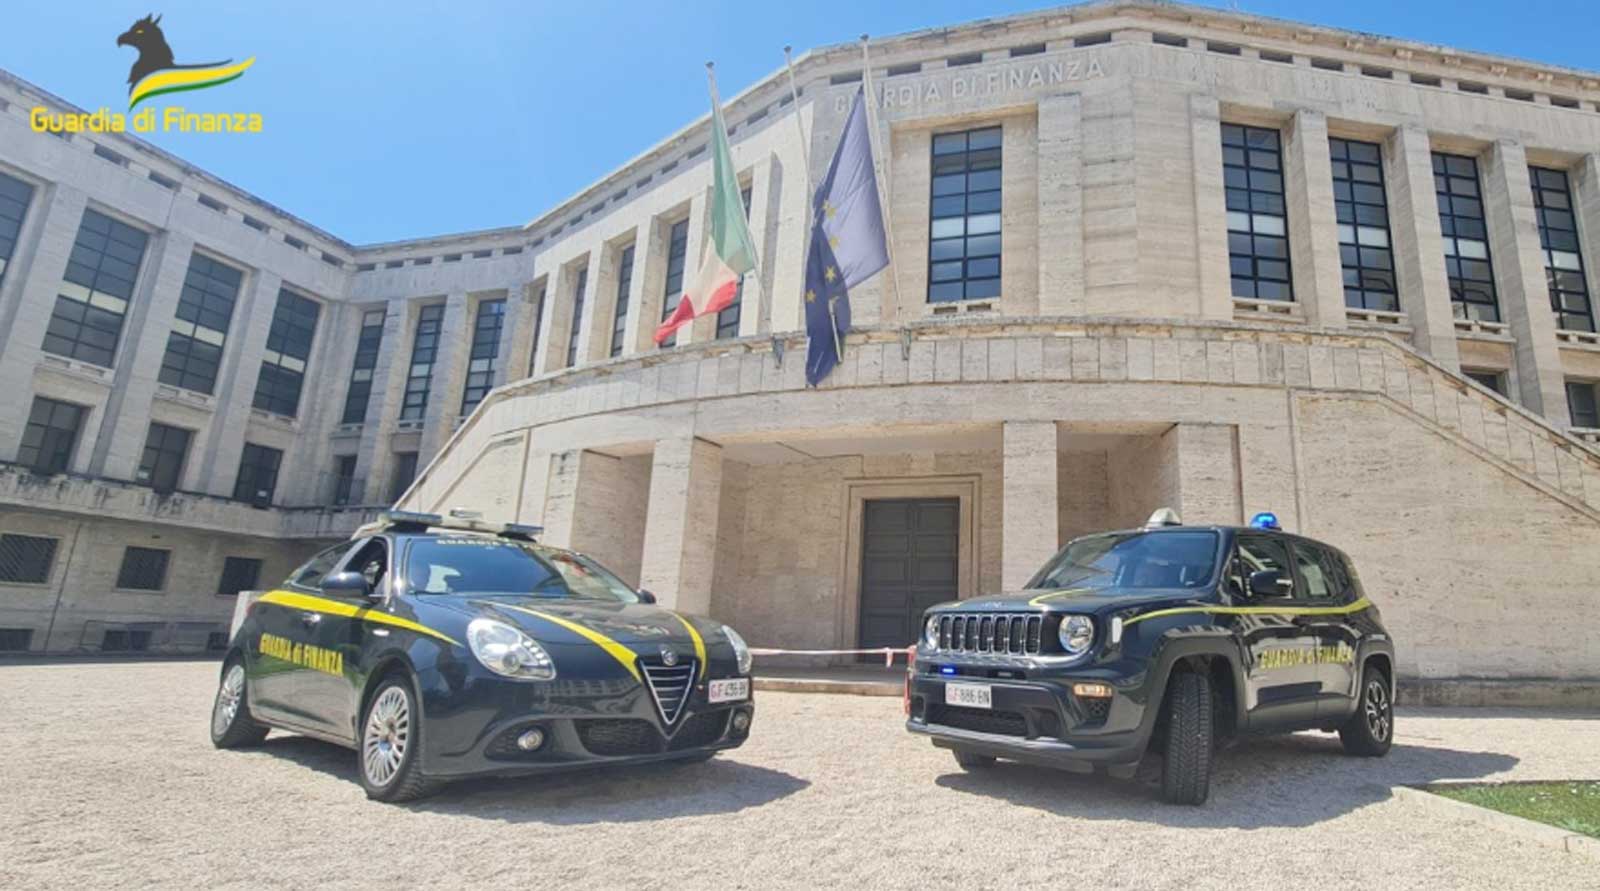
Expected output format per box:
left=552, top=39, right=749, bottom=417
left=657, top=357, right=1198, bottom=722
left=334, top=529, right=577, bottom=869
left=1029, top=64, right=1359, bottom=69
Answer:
left=945, top=682, right=992, bottom=709
left=708, top=678, right=749, bottom=703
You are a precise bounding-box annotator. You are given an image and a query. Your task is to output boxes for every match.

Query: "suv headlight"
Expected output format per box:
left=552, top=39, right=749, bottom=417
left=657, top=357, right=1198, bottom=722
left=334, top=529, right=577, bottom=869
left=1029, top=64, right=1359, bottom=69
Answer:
left=467, top=618, right=556, bottom=680
left=724, top=625, right=753, bottom=675
left=924, top=616, right=941, bottom=649
left=1057, top=615, right=1095, bottom=657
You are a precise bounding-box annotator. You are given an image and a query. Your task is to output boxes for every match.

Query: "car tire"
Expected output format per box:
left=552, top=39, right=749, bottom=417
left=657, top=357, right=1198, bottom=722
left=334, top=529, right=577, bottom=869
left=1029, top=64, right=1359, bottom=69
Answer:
left=210, top=658, right=269, bottom=749
left=1159, top=671, right=1213, bottom=805
left=358, top=676, right=438, bottom=802
left=952, top=749, right=995, bottom=770
left=1338, top=663, right=1394, bottom=757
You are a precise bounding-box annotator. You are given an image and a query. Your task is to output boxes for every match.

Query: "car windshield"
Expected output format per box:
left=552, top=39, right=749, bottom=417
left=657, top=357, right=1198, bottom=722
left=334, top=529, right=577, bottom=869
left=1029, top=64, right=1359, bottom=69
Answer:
left=1028, top=531, right=1219, bottom=591
left=405, top=537, right=640, bottom=602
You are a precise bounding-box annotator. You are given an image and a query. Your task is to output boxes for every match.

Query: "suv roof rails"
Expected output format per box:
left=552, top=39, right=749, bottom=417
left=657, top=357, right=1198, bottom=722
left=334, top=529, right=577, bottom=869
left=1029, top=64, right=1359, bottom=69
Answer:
left=353, top=510, right=544, bottom=542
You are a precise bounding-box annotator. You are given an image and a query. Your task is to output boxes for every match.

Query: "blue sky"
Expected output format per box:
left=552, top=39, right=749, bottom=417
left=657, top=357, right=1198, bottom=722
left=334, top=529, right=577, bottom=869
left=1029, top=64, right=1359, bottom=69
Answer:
left=3, top=1, right=1592, bottom=245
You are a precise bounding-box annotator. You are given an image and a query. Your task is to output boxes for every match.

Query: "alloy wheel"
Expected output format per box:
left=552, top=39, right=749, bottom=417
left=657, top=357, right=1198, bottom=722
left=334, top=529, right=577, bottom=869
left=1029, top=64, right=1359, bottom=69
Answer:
left=363, top=687, right=411, bottom=787
left=1363, top=678, right=1391, bottom=742
left=212, top=664, right=245, bottom=738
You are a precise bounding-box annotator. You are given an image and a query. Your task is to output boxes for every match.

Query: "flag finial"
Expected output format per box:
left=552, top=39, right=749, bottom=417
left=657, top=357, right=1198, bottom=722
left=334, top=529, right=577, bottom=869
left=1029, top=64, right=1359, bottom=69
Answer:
left=706, top=61, right=715, bottom=71
left=859, top=34, right=869, bottom=43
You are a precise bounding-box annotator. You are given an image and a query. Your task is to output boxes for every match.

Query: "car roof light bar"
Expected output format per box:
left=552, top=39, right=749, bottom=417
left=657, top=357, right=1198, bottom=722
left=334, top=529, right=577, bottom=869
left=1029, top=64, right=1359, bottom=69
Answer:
left=1145, top=507, right=1183, bottom=528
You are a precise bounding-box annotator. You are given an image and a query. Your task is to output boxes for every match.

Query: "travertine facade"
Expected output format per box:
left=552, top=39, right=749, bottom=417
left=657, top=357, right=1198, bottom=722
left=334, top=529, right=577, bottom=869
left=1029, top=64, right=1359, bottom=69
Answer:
left=2, top=2, right=1599, bottom=678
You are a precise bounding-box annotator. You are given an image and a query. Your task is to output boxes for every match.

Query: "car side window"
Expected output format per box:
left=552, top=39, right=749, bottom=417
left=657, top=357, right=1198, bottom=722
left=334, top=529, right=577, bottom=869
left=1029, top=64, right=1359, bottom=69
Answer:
left=289, top=543, right=351, bottom=590
left=1291, top=544, right=1333, bottom=601
left=340, top=537, right=389, bottom=598
left=1318, top=547, right=1352, bottom=603
left=1235, top=534, right=1293, bottom=599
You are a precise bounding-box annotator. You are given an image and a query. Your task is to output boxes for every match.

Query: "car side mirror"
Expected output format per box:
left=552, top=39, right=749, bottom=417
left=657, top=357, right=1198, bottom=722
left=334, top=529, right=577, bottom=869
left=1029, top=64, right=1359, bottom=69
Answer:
left=636, top=588, right=657, bottom=604
left=323, top=571, right=377, bottom=600
left=1248, top=569, right=1287, bottom=598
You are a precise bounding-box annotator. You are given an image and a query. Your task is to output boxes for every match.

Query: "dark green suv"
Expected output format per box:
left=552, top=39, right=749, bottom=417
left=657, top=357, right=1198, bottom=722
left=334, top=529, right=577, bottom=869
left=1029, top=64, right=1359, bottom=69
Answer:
left=905, top=510, right=1395, bottom=805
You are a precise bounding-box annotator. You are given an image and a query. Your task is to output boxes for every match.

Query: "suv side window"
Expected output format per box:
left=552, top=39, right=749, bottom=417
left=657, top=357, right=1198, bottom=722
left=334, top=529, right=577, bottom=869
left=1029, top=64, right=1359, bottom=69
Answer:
left=289, top=543, right=350, bottom=590
left=1234, top=534, right=1293, bottom=599
left=1291, top=543, right=1333, bottom=601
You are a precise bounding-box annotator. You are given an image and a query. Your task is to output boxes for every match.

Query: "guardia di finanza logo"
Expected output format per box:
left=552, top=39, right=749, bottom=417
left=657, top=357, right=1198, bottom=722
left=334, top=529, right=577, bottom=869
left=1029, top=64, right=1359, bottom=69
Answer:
left=116, top=13, right=255, bottom=110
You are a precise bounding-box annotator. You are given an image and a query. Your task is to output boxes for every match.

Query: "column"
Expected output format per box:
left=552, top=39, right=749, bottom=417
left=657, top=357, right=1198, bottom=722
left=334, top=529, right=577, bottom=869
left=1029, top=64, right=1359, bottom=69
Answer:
left=627, top=217, right=668, bottom=356
left=1283, top=109, right=1347, bottom=328
left=0, top=184, right=87, bottom=453
left=581, top=243, right=621, bottom=365
left=92, top=231, right=196, bottom=479
left=1189, top=94, right=1233, bottom=320
left=494, top=281, right=530, bottom=387
left=1037, top=93, right=1084, bottom=317
left=1385, top=125, right=1460, bottom=370
left=1483, top=140, right=1569, bottom=425
left=1001, top=421, right=1059, bottom=590
left=418, top=291, right=472, bottom=461
left=282, top=297, right=355, bottom=504
left=534, top=260, right=583, bottom=375
left=638, top=436, right=722, bottom=613
left=195, top=269, right=281, bottom=496
left=740, top=156, right=776, bottom=337
left=1170, top=424, right=1243, bottom=526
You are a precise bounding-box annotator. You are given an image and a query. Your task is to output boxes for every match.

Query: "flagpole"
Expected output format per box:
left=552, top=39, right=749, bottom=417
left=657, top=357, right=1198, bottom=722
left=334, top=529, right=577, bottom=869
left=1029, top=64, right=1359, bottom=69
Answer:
left=859, top=34, right=908, bottom=328
left=784, top=46, right=843, bottom=373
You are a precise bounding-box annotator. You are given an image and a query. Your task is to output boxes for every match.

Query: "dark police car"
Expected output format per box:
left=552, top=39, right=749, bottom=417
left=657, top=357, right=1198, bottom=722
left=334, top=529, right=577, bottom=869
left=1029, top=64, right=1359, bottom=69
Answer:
left=211, top=511, right=755, bottom=802
left=906, top=509, right=1395, bottom=805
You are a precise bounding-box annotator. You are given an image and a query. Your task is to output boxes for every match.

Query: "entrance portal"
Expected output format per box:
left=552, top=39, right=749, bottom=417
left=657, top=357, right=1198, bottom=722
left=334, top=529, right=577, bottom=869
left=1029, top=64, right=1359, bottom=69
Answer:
left=857, top=498, right=959, bottom=651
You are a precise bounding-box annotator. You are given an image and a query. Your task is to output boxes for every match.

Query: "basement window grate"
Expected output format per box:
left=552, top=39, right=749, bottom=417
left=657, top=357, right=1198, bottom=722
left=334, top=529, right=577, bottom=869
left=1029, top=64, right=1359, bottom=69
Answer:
left=0, top=534, right=57, bottom=584
left=116, top=547, right=170, bottom=591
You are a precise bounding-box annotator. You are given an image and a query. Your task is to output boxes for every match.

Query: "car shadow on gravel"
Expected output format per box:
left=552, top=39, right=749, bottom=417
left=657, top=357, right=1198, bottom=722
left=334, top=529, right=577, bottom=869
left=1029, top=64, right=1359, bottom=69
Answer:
left=256, top=736, right=808, bottom=823
left=933, top=731, right=1518, bottom=828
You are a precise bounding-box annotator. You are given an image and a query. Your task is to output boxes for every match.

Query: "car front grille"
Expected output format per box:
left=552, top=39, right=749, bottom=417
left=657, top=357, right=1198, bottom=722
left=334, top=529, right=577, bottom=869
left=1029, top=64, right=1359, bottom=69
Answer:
left=640, top=658, right=697, bottom=724
left=934, top=613, right=1044, bottom=656
left=925, top=703, right=1028, bottom=737
left=668, top=710, right=728, bottom=750
left=578, top=719, right=662, bottom=756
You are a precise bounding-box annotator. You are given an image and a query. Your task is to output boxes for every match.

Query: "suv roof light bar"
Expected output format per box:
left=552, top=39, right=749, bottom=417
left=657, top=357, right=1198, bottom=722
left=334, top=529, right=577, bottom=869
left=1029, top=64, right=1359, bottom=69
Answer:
left=354, top=509, right=543, bottom=541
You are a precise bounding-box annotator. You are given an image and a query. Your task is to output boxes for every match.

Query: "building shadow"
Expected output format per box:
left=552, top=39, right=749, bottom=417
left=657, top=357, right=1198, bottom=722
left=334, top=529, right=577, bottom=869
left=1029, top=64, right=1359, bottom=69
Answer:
left=251, top=735, right=809, bottom=823
left=932, top=731, right=1519, bottom=828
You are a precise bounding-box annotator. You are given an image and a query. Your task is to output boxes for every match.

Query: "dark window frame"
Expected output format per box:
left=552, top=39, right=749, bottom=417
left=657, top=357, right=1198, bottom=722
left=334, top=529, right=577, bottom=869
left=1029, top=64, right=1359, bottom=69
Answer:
left=115, top=546, right=171, bottom=591
left=232, top=442, right=283, bottom=505
left=610, top=245, right=635, bottom=357
left=44, top=209, right=149, bottom=368
left=137, top=422, right=192, bottom=494
left=1567, top=380, right=1600, bottom=429
left=400, top=303, right=445, bottom=421
left=0, top=171, right=35, bottom=291
left=252, top=288, right=321, bottom=417
left=1433, top=152, right=1499, bottom=322
left=928, top=125, right=1003, bottom=303
left=217, top=556, right=263, bottom=597
left=159, top=252, right=242, bottom=395
left=340, top=308, right=386, bottom=424
left=715, top=186, right=755, bottom=339
left=660, top=219, right=690, bottom=347
left=1529, top=166, right=1593, bottom=333
left=565, top=266, right=588, bottom=368
left=461, top=298, right=506, bottom=413
left=1223, top=124, right=1294, bottom=302
left=389, top=451, right=419, bottom=502
left=18, top=396, right=85, bottom=476
left=1330, top=137, right=1397, bottom=312
left=332, top=453, right=358, bottom=505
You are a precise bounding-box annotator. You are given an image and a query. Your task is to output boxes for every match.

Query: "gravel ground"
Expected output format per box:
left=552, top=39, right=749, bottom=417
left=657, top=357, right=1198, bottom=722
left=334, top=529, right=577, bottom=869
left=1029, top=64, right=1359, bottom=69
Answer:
left=1, top=661, right=1597, bottom=890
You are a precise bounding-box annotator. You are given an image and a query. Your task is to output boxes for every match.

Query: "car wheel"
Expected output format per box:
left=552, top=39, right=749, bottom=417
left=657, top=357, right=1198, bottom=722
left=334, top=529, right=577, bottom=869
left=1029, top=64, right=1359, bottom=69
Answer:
left=1338, top=663, right=1394, bottom=757
left=1159, top=671, right=1214, bottom=805
left=952, top=749, right=995, bottom=770
left=358, top=676, right=438, bottom=802
left=210, top=659, right=268, bottom=749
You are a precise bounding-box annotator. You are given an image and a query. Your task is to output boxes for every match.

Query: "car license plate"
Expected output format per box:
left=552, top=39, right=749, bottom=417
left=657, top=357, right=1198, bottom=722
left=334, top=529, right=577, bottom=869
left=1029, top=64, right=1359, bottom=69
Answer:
left=945, top=682, right=992, bottom=709
left=708, top=678, right=749, bottom=703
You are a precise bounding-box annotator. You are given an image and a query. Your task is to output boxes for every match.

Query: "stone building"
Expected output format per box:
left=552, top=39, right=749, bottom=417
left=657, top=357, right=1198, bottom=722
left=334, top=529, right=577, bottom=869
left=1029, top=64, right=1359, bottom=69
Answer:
left=2, top=3, right=1599, bottom=683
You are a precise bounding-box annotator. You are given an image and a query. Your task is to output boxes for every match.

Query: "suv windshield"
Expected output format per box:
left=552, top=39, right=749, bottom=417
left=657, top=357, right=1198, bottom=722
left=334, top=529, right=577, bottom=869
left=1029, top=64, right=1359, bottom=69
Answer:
left=404, top=537, right=640, bottom=602
left=1029, top=530, right=1219, bottom=591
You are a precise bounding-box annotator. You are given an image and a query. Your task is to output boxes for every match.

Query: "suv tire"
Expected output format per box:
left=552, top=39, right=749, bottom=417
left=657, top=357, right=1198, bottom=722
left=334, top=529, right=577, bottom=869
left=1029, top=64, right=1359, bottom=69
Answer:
left=1160, top=671, right=1214, bottom=805
left=1338, top=663, right=1394, bottom=757
left=210, top=658, right=269, bottom=749
left=358, top=675, right=439, bottom=802
left=952, top=749, right=995, bottom=770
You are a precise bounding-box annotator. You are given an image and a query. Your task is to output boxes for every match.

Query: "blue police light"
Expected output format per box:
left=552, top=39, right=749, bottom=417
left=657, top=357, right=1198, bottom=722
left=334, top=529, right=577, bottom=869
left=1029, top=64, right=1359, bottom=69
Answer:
left=939, top=666, right=957, bottom=676
left=1249, top=511, right=1282, bottom=530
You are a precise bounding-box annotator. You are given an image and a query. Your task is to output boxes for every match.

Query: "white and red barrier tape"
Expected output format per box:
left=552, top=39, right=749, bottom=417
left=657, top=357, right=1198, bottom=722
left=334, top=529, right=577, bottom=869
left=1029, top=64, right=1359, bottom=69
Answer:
left=749, top=646, right=916, bottom=667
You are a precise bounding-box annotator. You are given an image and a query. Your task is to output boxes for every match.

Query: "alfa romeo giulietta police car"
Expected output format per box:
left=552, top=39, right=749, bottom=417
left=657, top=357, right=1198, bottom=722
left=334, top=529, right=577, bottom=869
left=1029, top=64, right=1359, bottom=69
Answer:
left=906, top=509, right=1395, bottom=805
left=211, top=511, right=755, bottom=802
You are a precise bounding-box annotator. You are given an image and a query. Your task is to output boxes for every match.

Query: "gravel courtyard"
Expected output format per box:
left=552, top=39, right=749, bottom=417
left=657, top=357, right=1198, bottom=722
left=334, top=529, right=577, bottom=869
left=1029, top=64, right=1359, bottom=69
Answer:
left=1, top=661, right=1596, bottom=890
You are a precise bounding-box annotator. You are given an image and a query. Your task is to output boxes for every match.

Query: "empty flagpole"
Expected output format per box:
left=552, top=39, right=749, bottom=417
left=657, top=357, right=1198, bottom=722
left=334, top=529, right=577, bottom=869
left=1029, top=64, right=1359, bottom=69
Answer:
left=859, top=34, right=907, bottom=326
left=784, top=46, right=843, bottom=371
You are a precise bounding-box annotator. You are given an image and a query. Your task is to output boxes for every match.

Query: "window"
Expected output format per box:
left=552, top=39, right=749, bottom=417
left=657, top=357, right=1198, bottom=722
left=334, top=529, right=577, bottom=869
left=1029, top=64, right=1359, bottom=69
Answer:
left=341, top=309, right=386, bottom=424
left=566, top=266, right=588, bottom=367
left=0, top=628, right=33, bottom=652
left=233, top=443, right=282, bottom=505
left=716, top=187, right=755, bottom=339
left=252, top=288, right=321, bottom=416
left=390, top=451, right=418, bottom=502
left=1223, top=124, right=1293, bottom=301
left=929, top=126, right=1002, bottom=303
left=116, top=546, right=170, bottom=591
left=1529, top=167, right=1593, bottom=333
left=332, top=454, right=358, bottom=505
left=206, top=631, right=229, bottom=651
left=400, top=304, right=445, bottom=421
left=18, top=397, right=84, bottom=475
left=102, top=629, right=152, bottom=651
left=159, top=253, right=242, bottom=394
left=1464, top=369, right=1506, bottom=397
left=1292, top=544, right=1333, bottom=600
left=1231, top=534, right=1292, bottom=598
left=44, top=209, right=148, bottom=367
left=290, top=543, right=348, bottom=590
left=1330, top=138, right=1397, bottom=311
left=660, top=219, right=690, bottom=347
left=610, top=245, right=635, bottom=357
left=526, top=284, right=546, bottom=377
left=1433, top=153, right=1499, bottom=322
left=216, top=556, right=263, bottom=597
left=461, top=298, right=506, bottom=413
left=0, top=171, right=34, bottom=288
left=137, top=422, right=191, bottom=494
left=0, top=533, right=58, bottom=584
left=1568, top=380, right=1600, bottom=429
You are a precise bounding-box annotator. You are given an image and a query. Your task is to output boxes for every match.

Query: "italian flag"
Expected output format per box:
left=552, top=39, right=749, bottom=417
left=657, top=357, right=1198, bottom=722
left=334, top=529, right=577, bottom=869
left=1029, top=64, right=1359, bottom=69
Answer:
left=653, top=94, right=759, bottom=344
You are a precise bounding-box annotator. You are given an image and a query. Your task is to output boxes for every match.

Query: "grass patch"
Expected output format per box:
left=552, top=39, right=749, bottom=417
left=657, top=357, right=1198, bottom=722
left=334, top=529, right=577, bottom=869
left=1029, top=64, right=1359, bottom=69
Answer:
left=1429, top=781, right=1600, bottom=839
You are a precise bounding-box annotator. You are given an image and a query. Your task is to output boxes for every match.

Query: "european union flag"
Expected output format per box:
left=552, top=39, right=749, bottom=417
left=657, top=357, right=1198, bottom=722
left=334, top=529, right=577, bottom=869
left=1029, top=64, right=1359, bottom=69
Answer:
left=805, top=89, right=889, bottom=386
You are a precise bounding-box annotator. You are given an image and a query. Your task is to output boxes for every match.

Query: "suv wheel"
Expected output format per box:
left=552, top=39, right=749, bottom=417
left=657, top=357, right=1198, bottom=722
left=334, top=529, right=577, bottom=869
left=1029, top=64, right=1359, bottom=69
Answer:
left=952, top=749, right=995, bottom=770
left=1338, top=663, right=1394, bottom=757
left=1159, top=671, right=1214, bottom=805
left=358, top=676, right=439, bottom=802
left=210, top=659, right=269, bottom=748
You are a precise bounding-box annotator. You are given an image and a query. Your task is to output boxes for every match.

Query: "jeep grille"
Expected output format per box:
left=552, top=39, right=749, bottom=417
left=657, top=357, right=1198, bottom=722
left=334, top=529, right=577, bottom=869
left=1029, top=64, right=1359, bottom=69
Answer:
left=934, top=613, right=1044, bottom=656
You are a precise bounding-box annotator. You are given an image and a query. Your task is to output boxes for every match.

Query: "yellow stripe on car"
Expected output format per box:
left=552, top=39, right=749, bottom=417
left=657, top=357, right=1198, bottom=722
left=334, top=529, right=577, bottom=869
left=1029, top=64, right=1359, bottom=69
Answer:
left=1122, top=597, right=1373, bottom=626
left=498, top=604, right=642, bottom=682
left=255, top=590, right=460, bottom=646
left=671, top=613, right=708, bottom=667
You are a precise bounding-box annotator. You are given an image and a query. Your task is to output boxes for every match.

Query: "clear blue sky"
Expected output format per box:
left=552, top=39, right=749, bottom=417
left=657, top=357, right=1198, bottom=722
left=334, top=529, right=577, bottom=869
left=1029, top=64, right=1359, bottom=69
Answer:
left=3, top=1, right=1592, bottom=245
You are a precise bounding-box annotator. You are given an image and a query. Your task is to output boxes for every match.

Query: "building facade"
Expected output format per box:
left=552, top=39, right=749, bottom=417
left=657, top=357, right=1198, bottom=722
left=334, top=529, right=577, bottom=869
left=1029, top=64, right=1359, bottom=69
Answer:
left=3, top=3, right=1600, bottom=680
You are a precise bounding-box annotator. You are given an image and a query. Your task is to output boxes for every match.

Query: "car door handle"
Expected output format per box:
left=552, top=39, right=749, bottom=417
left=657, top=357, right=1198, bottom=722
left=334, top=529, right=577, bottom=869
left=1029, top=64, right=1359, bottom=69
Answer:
left=300, top=612, right=322, bottom=627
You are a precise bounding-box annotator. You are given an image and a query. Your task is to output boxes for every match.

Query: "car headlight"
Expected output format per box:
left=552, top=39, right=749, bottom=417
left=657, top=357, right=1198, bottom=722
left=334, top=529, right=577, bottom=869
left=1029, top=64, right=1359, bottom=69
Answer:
left=924, top=615, right=941, bottom=649
left=1057, top=615, right=1095, bottom=657
left=467, top=618, right=556, bottom=680
left=724, top=625, right=753, bottom=675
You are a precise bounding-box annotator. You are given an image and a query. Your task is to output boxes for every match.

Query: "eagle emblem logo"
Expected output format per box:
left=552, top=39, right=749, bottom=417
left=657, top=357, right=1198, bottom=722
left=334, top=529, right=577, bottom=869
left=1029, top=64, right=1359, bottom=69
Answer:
left=116, top=14, right=256, bottom=110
